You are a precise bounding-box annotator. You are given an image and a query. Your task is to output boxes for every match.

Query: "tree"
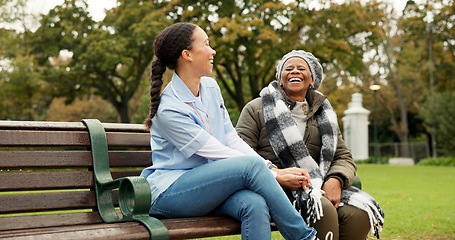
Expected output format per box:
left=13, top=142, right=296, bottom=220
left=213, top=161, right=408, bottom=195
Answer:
left=32, top=0, right=169, bottom=123
left=419, top=92, right=455, bottom=156
left=372, top=0, right=452, bottom=157
left=0, top=0, right=53, bottom=120
left=0, top=55, right=53, bottom=120
left=292, top=0, right=389, bottom=118
left=430, top=0, right=455, bottom=92
left=45, top=96, right=118, bottom=122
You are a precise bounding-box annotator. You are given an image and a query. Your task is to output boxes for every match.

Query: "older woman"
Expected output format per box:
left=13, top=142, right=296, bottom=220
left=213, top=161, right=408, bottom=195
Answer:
left=236, top=50, right=384, bottom=240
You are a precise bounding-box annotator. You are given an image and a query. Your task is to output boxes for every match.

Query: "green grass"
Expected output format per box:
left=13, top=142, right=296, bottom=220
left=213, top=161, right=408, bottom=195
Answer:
left=198, top=165, right=455, bottom=240
left=358, top=165, right=455, bottom=240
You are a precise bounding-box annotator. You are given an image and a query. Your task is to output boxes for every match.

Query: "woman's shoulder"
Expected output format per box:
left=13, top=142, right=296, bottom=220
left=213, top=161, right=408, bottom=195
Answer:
left=244, top=97, right=263, bottom=110
left=307, top=90, right=327, bottom=108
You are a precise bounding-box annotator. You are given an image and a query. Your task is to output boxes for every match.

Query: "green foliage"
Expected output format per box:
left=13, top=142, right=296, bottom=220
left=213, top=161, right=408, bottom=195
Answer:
left=417, top=157, right=455, bottom=167
left=419, top=92, right=455, bottom=156
left=30, top=0, right=171, bottom=122
left=31, top=0, right=94, bottom=62
left=165, top=0, right=301, bottom=110
left=45, top=96, right=118, bottom=123
left=298, top=0, right=388, bottom=78
left=427, top=0, right=455, bottom=92
left=129, top=89, right=152, bottom=124
left=0, top=55, right=52, bottom=120
left=355, top=156, right=389, bottom=165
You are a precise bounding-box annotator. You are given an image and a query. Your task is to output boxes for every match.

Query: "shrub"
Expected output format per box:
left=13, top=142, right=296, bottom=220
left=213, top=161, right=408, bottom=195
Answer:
left=417, top=157, right=455, bottom=167
left=355, top=156, right=389, bottom=164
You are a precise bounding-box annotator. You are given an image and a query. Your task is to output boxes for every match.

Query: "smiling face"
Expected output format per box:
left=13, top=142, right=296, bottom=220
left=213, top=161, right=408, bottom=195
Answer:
left=279, top=57, right=313, bottom=102
left=187, top=26, right=216, bottom=77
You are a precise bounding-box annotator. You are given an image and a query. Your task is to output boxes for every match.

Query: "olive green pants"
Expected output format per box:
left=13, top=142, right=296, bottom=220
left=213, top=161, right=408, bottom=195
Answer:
left=310, top=197, right=370, bottom=240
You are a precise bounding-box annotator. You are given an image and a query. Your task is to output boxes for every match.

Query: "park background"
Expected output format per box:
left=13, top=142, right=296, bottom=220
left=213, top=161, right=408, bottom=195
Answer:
left=1, top=0, right=454, bottom=239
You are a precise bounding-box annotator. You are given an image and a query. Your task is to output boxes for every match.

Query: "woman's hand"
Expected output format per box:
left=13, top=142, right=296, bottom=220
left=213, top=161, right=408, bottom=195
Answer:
left=322, top=177, right=342, bottom=208
left=275, top=167, right=311, bottom=190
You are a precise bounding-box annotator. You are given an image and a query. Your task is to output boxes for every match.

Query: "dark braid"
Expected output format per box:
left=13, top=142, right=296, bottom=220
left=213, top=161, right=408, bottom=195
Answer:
left=144, top=22, right=197, bottom=130
left=144, top=59, right=165, bottom=129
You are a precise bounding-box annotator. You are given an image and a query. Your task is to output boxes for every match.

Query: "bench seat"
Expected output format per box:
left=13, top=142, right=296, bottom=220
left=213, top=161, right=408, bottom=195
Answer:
left=0, top=120, right=243, bottom=239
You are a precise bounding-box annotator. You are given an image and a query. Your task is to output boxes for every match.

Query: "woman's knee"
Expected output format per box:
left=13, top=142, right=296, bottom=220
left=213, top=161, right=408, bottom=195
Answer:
left=312, top=197, right=339, bottom=240
left=338, top=205, right=370, bottom=240
left=226, top=156, right=267, bottom=177
left=228, top=190, right=270, bottom=220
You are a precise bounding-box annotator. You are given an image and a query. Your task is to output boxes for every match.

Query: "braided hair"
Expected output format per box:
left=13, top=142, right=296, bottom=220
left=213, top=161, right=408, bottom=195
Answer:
left=144, top=22, right=197, bottom=129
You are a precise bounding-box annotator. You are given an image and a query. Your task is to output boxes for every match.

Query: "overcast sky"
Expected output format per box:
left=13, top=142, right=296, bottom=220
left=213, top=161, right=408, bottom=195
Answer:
left=1, top=0, right=410, bottom=33
left=26, top=0, right=118, bottom=22
left=28, top=0, right=408, bottom=22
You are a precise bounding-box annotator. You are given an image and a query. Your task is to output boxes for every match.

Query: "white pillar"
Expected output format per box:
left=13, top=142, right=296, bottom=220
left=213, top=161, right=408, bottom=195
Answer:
left=342, top=93, right=370, bottom=161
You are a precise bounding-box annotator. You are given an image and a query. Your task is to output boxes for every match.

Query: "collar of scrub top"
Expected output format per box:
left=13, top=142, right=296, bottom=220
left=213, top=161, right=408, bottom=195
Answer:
left=170, top=73, right=212, bottom=134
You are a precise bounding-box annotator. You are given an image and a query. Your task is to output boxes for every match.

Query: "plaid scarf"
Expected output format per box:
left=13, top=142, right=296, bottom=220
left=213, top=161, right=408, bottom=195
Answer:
left=260, top=81, right=384, bottom=238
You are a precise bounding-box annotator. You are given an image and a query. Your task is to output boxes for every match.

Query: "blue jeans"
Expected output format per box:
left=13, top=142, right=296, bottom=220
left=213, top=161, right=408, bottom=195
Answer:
left=149, top=156, right=316, bottom=240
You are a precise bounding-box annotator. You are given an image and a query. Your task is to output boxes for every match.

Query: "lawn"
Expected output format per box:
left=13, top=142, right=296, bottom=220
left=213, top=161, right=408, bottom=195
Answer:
left=198, top=164, right=455, bottom=240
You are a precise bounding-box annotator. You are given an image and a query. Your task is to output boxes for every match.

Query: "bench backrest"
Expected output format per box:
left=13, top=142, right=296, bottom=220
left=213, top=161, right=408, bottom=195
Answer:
left=0, top=121, right=151, bottom=231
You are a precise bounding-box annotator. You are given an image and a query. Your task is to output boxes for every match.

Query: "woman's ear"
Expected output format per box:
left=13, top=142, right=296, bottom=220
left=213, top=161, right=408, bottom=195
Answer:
left=181, top=49, right=192, bottom=62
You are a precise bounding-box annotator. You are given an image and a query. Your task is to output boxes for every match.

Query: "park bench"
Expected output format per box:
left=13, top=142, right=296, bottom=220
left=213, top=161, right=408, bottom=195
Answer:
left=0, top=119, right=244, bottom=239
left=0, top=119, right=361, bottom=239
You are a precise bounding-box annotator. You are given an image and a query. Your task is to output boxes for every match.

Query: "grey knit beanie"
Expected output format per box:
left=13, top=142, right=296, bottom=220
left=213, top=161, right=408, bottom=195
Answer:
left=275, top=50, right=323, bottom=90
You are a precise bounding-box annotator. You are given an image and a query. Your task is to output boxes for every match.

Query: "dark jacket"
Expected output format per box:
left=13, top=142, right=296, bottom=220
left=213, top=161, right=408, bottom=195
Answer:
left=236, top=89, right=357, bottom=189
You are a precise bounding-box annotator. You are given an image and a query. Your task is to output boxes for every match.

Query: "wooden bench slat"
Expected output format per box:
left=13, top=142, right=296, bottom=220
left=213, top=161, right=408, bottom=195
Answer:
left=162, top=216, right=241, bottom=239
left=106, top=132, right=150, bottom=147
left=0, top=121, right=147, bottom=133
left=102, top=123, right=147, bottom=133
left=0, top=130, right=90, bottom=146
left=0, top=151, right=92, bottom=168
left=0, top=131, right=149, bottom=147
left=0, top=151, right=150, bottom=168
left=0, top=212, right=104, bottom=232
left=0, top=191, right=97, bottom=213
left=0, top=222, right=150, bottom=240
left=108, top=151, right=151, bottom=167
left=0, top=216, right=242, bottom=240
left=0, top=172, right=93, bottom=191
left=0, top=121, right=85, bottom=131
left=0, top=171, right=141, bottom=191
left=0, top=121, right=146, bottom=132
left=111, top=170, right=142, bottom=179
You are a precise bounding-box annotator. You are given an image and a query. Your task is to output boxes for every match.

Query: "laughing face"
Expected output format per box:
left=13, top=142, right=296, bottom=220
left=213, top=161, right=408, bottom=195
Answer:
left=279, top=57, right=313, bottom=102
left=187, top=26, right=216, bottom=77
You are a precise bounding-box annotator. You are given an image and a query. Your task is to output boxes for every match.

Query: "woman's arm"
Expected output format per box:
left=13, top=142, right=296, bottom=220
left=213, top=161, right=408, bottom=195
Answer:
left=325, top=130, right=357, bottom=188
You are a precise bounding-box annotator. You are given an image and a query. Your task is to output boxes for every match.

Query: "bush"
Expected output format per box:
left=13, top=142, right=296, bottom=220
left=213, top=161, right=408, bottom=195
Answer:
left=355, top=156, right=389, bottom=164
left=417, top=157, right=455, bottom=167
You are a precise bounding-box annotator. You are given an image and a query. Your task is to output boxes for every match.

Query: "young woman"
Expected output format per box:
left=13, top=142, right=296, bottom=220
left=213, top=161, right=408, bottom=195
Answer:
left=140, top=23, right=317, bottom=240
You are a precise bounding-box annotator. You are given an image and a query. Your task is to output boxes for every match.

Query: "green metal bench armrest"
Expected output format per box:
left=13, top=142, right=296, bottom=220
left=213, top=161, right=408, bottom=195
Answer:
left=353, top=175, right=362, bottom=189
left=82, top=119, right=169, bottom=240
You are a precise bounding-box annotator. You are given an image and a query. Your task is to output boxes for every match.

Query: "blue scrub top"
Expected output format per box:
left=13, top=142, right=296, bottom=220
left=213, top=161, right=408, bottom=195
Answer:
left=140, top=73, right=234, bottom=203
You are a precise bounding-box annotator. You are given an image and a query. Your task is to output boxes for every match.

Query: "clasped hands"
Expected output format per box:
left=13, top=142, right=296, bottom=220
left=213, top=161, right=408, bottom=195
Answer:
left=275, top=167, right=311, bottom=190
left=274, top=167, right=342, bottom=208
